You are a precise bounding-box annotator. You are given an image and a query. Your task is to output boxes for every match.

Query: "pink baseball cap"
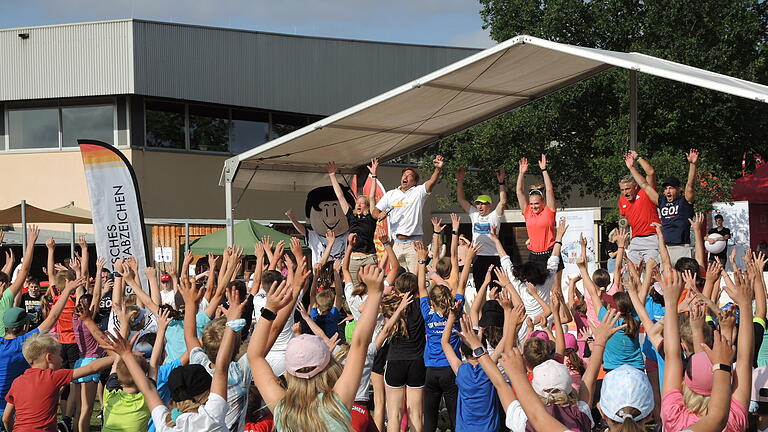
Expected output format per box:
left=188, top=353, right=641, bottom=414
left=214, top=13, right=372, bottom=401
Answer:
left=285, top=334, right=331, bottom=379
left=532, top=359, right=573, bottom=397
left=528, top=330, right=550, bottom=341
left=564, top=333, right=578, bottom=351
left=684, top=352, right=714, bottom=396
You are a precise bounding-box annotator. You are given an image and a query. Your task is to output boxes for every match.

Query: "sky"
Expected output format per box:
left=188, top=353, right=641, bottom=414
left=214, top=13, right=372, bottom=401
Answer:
left=0, top=0, right=496, bottom=48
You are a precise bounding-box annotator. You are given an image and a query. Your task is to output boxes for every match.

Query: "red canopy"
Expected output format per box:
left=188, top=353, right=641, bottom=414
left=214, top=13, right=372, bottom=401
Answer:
left=733, top=164, right=768, bottom=203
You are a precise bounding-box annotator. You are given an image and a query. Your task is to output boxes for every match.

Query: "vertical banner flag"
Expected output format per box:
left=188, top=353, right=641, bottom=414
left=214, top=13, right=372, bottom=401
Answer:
left=79, top=140, right=149, bottom=292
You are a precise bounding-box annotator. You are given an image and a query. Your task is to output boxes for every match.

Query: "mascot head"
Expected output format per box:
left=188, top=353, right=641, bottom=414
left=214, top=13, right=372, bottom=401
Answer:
left=305, top=185, right=354, bottom=236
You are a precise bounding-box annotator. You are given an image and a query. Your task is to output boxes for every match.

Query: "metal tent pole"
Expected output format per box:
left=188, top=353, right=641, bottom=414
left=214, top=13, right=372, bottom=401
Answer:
left=70, top=201, right=75, bottom=258
left=629, top=70, right=638, bottom=151
left=20, top=200, right=27, bottom=252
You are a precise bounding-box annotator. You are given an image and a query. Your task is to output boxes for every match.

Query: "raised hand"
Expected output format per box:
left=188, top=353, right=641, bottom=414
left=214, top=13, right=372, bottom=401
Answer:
left=616, top=228, right=630, bottom=248
left=100, top=331, right=134, bottom=357
left=264, top=281, right=293, bottom=311
left=262, top=236, right=274, bottom=253
left=179, top=276, right=205, bottom=305
left=555, top=220, right=569, bottom=238
left=225, top=287, right=246, bottom=321
left=686, top=148, right=700, bottom=165
left=450, top=213, right=461, bottom=231
left=722, top=270, right=753, bottom=306
left=347, top=232, right=358, bottom=247
left=290, top=237, right=304, bottom=260
left=483, top=265, right=495, bottom=286
left=593, top=308, right=626, bottom=345
left=27, top=225, right=40, bottom=245
left=465, top=242, right=481, bottom=262
left=456, top=315, right=482, bottom=349
left=156, top=308, right=172, bottom=332
left=396, top=292, right=414, bottom=314
left=624, top=152, right=636, bottom=169
left=325, top=229, right=336, bottom=245
left=433, top=155, right=445, bottom=169
left=359, top=265, right=385, bottom=294
left=538, top=154, right=547, bottom=170
left=661, top=269, right=683, bottom=302
left=518, top=157, right=529, bottom=174
left=76, top=236, right=87, bottom=249
left=325, top=161, right=337, bottom=175
left=285, top=209, right=296, bottom=219
left=701, top=330, right=735, bottom=366
left=46, top=237, right=56, bottom=250
left=431, top=217, right=445, bottom=233
left=367, top=158, right=379, bottom=177
left=414, top=241, right=428, bottom=261
left=493, top=266, right=511, bottom=288
left=688, top=212, right=704, bottom=230
left=497, top=166, right=507, bottom=183
left=456, top=167, right=466, bottom=182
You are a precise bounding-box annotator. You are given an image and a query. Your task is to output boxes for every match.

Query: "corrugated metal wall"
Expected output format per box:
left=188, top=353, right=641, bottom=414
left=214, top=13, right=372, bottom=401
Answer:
left=0, top=20, right=133, bottom=101
left=132, top=20, right=477, bottom=115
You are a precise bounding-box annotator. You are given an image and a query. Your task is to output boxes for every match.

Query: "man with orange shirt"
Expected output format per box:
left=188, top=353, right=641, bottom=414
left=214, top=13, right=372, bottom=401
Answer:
left=619, top=152, right=662, bottom=264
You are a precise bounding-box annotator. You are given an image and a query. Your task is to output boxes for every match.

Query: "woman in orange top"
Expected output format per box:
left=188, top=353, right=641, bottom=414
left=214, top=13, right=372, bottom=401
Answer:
left=516, top=155, right=563, bottom=272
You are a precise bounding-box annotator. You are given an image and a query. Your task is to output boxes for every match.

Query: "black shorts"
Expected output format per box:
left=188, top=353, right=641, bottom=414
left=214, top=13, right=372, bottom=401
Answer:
left=60, top=343, right=81, bottom=369
left=372, top=342, right=389, bottom=375
left=384, top=357, right=426, bottom=389
left=528, top=249, right=565, bottom=272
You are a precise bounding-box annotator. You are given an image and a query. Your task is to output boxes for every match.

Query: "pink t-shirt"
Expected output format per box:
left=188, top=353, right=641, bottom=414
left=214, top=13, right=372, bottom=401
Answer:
left=585, top=293, right=616, bottom=327
left=660, top=389, right=747, bottom=432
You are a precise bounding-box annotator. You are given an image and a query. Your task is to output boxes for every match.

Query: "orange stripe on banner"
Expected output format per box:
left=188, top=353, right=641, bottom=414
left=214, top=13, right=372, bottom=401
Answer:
left=83, top=161, right=125, bottom=170
left=80, top=145, right=120, bottom=165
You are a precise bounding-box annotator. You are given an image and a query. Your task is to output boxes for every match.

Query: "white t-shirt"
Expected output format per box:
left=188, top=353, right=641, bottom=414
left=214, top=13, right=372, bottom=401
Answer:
left=505, top=400, right=593, bottom=432
left=189, top=348, right=252, bottom=432
left=469, top=207, right=501, bottom=256
left=160, top=289, right=176, bottom=306
left=344, top=282, right=385, bottom=337
left=107, top=307, right=157, bottom=342
left=151, top=392, right=229, bottom=432
left=500, top=255, right=559, bottom=326
left=307, top=229, right=347, bottom=265
left=252, top=291, right=296, bottom=376
left=375, top=184, right=430, bottom=236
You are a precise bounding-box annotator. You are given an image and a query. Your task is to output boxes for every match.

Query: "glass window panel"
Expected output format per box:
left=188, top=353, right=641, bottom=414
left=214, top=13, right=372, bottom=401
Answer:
left=145, top=100, right=185, bottom=149
left=271, top=113, right=308, bottom=139
left=189, top=105, right=230, bottom=152
left=8, top=108, right=59, bottom=149
left=231, top=109, right=269, bottom=153
left=62, top=105, right=114, bottom=147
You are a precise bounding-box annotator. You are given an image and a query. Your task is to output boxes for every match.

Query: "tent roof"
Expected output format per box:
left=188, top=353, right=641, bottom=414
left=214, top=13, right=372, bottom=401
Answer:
left=0, top=203, right=92, bottom=224
left=733, top=164, right=768, bottom=203
left=189, top=219, right=300, bottom=255
left=223, top=35, right=768, bottom=192
left=50, top=204, right=92, bottom=221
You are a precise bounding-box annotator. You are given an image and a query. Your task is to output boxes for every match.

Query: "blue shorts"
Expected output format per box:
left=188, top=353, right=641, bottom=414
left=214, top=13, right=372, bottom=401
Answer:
left=72, top=358, right=100, bottom=383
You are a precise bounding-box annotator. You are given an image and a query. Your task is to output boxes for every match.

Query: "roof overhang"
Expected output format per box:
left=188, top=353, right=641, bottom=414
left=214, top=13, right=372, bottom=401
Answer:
left=222, top=35, right=768, bottom=192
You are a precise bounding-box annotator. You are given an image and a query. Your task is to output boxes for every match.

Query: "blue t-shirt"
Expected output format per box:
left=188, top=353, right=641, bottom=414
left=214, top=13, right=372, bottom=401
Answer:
left=598, top=306, right=644, bottom=370
left=455, top=362, right=500, bottom=432
left=147, top=357, right=183, bottom=432
left=420, top=294, right=463, bottom=368
left=310, top=307, right=342, bottom=338
left=642, top=295, right=665, bottom=359
left=0, top=328, right=39, bottom=411
left=658, top=196, right=694, bottom=244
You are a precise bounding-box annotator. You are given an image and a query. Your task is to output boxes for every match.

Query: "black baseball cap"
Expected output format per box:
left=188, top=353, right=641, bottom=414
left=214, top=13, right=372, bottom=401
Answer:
left=662, top=177, right=681, bottom=188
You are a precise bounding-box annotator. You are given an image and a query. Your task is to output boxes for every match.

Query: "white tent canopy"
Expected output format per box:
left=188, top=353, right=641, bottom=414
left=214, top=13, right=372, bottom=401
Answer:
left=221, top=34, right=768, bottom=244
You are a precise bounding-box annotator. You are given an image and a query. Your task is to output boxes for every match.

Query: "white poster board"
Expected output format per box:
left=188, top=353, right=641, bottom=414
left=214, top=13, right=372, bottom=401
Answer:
left=558, top=209, right=597, bottom=280
left=712, top=201, right=750, bottom=271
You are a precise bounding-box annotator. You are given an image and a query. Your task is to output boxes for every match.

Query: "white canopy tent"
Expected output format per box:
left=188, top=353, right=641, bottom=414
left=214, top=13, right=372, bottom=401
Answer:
left=221, top=34, right=768, bottom=245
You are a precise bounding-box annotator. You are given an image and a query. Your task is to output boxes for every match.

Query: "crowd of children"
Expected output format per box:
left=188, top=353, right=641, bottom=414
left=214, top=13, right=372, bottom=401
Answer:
left=0, top=150, right=765, bottom=432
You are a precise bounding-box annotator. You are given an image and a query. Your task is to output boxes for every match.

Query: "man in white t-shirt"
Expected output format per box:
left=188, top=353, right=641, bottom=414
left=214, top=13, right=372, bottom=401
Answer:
left=456, top=166, right=508, bottom=284
left=372, top=155, right=445, bottom=271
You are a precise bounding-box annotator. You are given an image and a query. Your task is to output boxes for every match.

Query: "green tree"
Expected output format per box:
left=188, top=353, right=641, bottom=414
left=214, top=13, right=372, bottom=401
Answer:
left=429, top=0, right=768, bottom=215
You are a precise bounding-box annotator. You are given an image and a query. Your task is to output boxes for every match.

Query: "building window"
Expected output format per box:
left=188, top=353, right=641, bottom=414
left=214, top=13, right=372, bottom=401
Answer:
left=189, top=105, right=230, bottom=152
left=61, top=105, right=114, bottom=147
left=145, top=100, right=185, bottom=149
left=271, top=113, right=308, bottom=139
left=8, top=108, right=60, bottom=149
left=231, top=109, right=269, bottom=153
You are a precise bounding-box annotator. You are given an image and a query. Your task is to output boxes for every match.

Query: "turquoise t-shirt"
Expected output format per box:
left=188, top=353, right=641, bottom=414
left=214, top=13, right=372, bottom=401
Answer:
left=0, top=289, right=17, bottom=337
left=598, top=306, right=644, bottom=370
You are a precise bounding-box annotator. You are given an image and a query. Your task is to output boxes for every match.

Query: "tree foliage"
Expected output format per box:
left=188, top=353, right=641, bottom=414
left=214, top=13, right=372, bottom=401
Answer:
left=429, top=0, right=768, bottom=214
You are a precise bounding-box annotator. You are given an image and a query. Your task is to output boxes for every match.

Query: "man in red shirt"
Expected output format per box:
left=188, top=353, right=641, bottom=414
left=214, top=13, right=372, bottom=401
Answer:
left=619, top=152, right=661, bottom=264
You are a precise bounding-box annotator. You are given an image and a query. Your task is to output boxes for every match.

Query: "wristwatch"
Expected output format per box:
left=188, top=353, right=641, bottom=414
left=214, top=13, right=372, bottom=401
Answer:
left=712, top=363, right=732, bottom=373
left=418, top=259, right=427, bottom=265
left=472, top=346, right=488, bottom=358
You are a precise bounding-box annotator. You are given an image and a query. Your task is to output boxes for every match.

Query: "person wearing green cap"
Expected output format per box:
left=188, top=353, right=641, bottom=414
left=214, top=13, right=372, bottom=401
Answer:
left=0, top=275, right=84, bottom=420
left=456, top=166, right=508, bottom=284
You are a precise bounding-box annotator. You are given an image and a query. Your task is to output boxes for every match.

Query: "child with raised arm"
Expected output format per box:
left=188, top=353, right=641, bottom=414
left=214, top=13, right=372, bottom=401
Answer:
left=3, top=332, right=115, bottom=432
left=249, top=265, right=385, bottom=432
